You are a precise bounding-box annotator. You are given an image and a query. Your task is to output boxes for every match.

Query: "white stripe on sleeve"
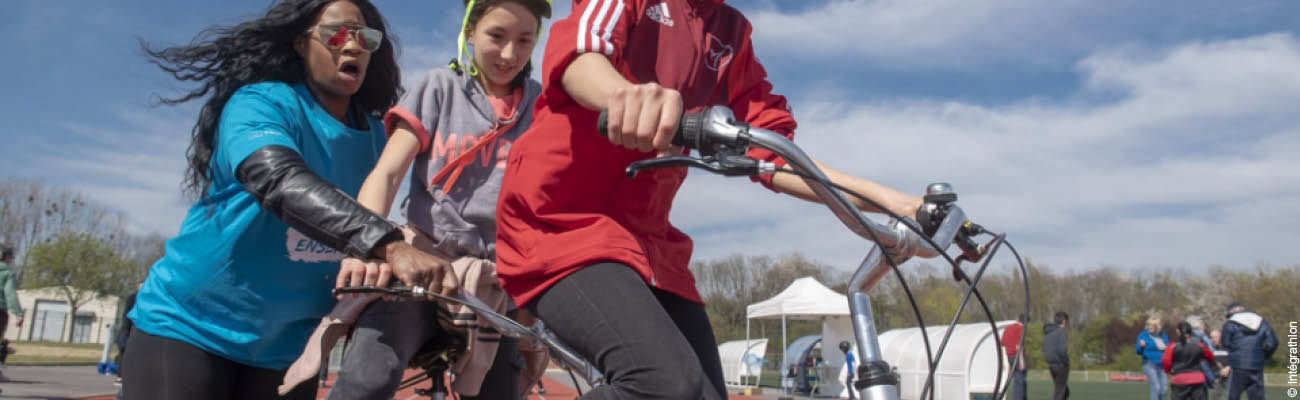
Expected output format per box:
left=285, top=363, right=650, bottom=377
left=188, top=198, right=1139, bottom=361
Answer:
left=577, top=0, right=602, bottom=53
left=599, top=0, right=625, bottom=56
left=591, top=0, right=613, bottom=54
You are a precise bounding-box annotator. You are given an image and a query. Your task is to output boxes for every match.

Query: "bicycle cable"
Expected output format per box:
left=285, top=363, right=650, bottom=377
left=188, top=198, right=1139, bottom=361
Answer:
left=568, top=367, right=583, bottom=396
left=921, top=233, right=1006, bottom=400
left=994, top=240, right=1032, bottom=400
left=772, top=167, right=1023, bottom=400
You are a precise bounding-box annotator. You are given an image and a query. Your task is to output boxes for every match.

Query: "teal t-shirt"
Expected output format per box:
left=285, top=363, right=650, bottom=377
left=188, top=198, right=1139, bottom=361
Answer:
left=129, top=81, right=386, bottom=369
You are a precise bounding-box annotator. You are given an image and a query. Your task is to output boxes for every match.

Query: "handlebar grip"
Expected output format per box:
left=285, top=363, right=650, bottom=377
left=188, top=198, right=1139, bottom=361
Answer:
left=596, top=109, right=707, bottom=148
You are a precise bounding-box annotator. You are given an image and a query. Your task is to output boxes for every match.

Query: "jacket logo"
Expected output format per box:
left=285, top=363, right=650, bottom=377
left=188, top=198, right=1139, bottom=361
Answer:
left=286, top=228, right=344, bottom=263
left=646, top=2, right=673, bottom=27
left=705, top=35, right=734, bottom=72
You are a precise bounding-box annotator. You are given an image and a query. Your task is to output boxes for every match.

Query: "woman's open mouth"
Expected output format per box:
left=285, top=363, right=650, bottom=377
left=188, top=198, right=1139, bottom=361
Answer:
left=338, top=61, right=363, bottom=82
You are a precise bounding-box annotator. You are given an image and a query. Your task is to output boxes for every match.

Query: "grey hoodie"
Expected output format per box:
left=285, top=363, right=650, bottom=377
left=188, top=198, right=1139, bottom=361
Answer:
left=385, top=67, right=541, bottom=259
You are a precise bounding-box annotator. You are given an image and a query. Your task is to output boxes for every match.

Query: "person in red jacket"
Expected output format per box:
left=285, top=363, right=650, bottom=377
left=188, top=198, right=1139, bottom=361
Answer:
left=1000, top=314, right=1028, bottom=400
left=495, top=0, right=922, bottom=398
left=1163, top=321, right=1216, bottom=400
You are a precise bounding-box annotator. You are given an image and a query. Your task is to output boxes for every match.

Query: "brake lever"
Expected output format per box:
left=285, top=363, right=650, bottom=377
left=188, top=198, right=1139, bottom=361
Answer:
left=953, top=230, right=1004, bottom=279
left=626, top=156, right=708, bottom=178
left=625, top=154, right=766, bottom=178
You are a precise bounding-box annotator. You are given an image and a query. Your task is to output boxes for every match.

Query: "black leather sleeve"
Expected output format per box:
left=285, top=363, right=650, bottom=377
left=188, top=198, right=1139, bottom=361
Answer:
left=236, top=145, right=401, bottom=259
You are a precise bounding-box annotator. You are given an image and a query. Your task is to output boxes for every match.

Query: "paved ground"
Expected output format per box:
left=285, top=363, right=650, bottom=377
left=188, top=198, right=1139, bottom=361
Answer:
left=0, top=365, right=116, bottom=399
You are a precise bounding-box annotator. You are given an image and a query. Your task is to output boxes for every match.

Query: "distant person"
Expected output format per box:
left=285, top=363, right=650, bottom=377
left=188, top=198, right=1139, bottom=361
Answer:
left=784, top=365, right=797, bottom=394
left=1042, top=311, right=1070, bottom=400
left=1137, top=316, right=1170, bottom=400
left=112, top=287, right=139, bottom=400
left=1185, top=316, right=1219, bottom=390
left=1164, top=321, right=1215, bottom=400
left=114, top=289, right=139, bottom=368
left=1209, top=329, right=1229, bottom=399
left=1220, top=302, right=1277, bottom=400
left=1001, top=314, right=1028, bottom=400
left=0, top=244, right=22, bottom=382
left=839, top=341, right=856, bottom=400
left=814, top=354, right=826, bottom=394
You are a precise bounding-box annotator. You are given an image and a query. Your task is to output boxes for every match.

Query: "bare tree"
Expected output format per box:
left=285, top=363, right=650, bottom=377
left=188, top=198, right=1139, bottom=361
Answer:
left=0, top=180, right=130, bottom=276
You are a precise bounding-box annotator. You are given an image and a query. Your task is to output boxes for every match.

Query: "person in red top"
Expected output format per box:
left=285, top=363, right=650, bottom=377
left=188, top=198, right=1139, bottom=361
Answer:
left=495, top=0, right=922, bottom=397
left=1163, top=321, right=1216, bottom=400
left=1000, top=314, right=1028, bottom=400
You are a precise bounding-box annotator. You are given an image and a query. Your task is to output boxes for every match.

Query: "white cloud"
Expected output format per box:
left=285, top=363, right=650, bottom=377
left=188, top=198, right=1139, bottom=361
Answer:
left=746, top=0, right=1096, bottom=69
left=743, top=0, right=1296, bottom=73
left=673, top=33, right=1300, bottom=271
left=16, top=105, right=194, bottom=236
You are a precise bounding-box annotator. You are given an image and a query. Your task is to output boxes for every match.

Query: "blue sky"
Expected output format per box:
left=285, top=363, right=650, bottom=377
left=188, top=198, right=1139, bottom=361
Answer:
left=3, top=0, right=1298, bottom=273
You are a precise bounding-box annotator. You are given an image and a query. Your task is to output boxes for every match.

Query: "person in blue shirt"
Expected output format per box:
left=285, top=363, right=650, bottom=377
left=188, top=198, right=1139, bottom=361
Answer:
left=839, top=341, right=856, bottom=400
left=121, top=1, right=457, bottom=399
left=1136, top=316, right=1171, bottom=400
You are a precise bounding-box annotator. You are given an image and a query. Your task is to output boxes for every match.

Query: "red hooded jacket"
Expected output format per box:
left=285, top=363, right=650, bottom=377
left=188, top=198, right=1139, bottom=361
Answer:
left=495, top=0, right=796, bottom=306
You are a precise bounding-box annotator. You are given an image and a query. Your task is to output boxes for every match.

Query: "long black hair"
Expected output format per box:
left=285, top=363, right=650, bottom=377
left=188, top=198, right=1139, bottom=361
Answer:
left=144, top=0, right=402, bottom=199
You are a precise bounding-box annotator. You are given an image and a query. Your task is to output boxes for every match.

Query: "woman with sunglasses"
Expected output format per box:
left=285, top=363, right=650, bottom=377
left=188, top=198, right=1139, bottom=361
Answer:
left=122, top=1, right=456, bottom=399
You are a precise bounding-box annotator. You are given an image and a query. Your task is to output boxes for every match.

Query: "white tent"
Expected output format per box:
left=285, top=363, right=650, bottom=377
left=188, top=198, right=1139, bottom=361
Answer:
left=869, top=321, right=1017, bottom=400
left=745, top=277, right=851, bottom=395
left=746, top=277, right=850, bottom=319
left=718, top=338, right=769, bottom=387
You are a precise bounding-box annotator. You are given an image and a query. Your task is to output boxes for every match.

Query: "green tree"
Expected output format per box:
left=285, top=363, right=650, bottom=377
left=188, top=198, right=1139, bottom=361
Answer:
left=24, top=233, right=135, bottom=342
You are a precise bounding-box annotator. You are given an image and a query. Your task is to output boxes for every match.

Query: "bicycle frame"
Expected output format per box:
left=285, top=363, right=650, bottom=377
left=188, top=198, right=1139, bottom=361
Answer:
left=342, top=105, right=992, bottom=399
left=415, top=287, right=606, bottom=386
left=330, top=286, right=606, bottom=390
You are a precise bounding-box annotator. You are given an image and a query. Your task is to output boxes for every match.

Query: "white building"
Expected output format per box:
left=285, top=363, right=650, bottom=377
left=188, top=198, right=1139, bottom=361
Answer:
left=4, top=286, right=122, bottom=344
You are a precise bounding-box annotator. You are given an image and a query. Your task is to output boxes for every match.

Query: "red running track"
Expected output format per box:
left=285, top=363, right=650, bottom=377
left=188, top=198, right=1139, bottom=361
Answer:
left=80, top=370, right=763, bottom=400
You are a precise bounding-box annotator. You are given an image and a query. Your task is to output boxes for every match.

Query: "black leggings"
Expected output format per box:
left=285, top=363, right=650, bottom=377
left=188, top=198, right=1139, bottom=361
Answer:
left=120, top=327, right=316, bottom=400
left=0, top=312, right=9, bottom=365
left=528, top=262, right=726, bottom=399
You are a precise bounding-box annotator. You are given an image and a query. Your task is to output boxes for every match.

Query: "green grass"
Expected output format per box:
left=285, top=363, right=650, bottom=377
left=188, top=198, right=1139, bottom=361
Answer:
left=7, top=355, right=101, bottom=366
left=750, top=369, right=1296, bottom=399
left=11, top=340, right=104, bottom=350
left=7, top=340, right=114, bottom=366
left=1024, top=376, right=1293, bottom=400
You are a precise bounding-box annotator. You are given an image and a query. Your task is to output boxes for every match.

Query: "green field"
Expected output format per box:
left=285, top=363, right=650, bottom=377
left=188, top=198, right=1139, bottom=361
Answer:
left=1024, top=377, right=1293, bottom=400
left=757, top=370, right=1297, bottom=399
left=7, top=340, right=113, bottom=366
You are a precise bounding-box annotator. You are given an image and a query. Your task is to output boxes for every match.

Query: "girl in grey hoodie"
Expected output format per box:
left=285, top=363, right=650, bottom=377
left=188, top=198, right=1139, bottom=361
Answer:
left=284, top=1, right=552, bottom=399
